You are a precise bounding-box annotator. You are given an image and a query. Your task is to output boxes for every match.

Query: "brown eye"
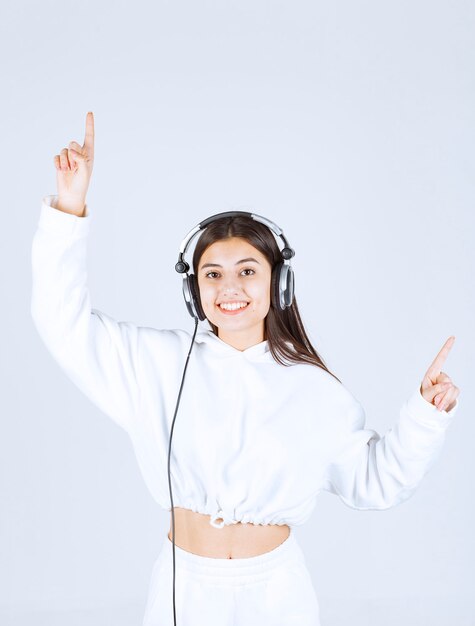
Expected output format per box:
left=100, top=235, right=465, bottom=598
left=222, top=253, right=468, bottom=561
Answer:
left=205, top=269, right=255, bottom=279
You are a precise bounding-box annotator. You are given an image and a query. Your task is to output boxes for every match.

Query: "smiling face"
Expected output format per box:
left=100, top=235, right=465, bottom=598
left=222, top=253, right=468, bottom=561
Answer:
left=197, top=237, right=273, bottom=351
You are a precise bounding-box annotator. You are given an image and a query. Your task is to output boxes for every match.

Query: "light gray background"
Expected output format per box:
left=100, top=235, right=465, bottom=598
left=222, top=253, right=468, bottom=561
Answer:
left=1, top=0, right=474, bottom=624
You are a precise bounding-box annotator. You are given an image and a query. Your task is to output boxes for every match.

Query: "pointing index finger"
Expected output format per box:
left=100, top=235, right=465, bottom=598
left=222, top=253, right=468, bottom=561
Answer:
left=83, top=111, right=94, bottom=155
left=425, top=336, right=455, bottom=380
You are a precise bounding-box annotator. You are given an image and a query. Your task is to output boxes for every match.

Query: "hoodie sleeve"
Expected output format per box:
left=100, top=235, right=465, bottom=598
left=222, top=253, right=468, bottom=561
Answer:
left=30, top=194, right=143, bottom=434
left=322, top=385, right=459, bottom=510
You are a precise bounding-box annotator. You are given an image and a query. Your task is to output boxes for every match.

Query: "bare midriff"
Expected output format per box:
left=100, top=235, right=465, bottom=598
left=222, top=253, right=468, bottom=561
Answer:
left=167, top=507, right=291, bottom=559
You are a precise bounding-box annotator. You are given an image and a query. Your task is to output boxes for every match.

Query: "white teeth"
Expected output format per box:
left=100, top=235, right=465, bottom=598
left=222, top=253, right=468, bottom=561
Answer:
left=219, top=302, right=249, bottom=311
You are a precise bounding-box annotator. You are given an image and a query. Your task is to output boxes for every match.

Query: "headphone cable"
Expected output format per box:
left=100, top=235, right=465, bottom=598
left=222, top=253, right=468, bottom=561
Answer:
left=167, top=315, right=200, bottom=626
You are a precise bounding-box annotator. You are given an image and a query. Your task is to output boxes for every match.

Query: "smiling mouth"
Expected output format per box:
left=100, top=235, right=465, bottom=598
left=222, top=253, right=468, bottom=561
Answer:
left=216, top=302, right=250, bottom=314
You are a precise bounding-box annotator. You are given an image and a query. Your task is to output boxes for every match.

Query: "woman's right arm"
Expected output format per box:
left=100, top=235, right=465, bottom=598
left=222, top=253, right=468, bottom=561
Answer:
left=31, top=113, right=142, bottom=433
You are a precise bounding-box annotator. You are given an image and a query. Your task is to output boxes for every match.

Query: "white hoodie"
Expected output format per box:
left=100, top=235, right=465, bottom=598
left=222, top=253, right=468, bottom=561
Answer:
left=31, top=195, right=459, bottom=529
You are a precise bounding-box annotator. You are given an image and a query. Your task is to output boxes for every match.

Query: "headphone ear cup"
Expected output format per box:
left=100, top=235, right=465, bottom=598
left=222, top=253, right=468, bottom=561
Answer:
left=271, top=262, right=294, bottom=310
left=187, top=273, right=207, bottom=321
left=282, top=264, right=295, bottom=307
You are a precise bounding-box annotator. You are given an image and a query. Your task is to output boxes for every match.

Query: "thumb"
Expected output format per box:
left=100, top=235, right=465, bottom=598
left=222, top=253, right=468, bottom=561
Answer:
left=420, top=380, right=452, bottom=405
left=68, top=148, right=86, bottom=169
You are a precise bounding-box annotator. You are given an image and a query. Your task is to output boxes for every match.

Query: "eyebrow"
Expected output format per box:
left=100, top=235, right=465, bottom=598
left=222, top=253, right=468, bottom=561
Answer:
left=200, top=257, right=261, bottom=270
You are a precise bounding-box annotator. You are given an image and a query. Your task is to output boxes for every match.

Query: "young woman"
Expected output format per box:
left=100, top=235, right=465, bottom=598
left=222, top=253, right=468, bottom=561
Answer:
left=31, top=112, right=460, bottom=626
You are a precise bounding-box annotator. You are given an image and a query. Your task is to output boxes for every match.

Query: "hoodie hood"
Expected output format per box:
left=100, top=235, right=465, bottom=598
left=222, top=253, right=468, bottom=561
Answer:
left=193, top=327, right=272, bottom=362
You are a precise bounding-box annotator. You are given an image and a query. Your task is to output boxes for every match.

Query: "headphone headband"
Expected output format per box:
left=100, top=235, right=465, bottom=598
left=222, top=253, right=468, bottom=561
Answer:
left=175, top=210, right=294, bottom=272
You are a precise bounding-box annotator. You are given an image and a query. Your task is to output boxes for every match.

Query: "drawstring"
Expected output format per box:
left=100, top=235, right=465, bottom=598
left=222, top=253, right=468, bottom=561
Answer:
left=209, top=509, right=240, bottom=529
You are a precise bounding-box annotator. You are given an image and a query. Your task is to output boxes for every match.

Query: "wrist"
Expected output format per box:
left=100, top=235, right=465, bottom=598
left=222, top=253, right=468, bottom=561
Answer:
left=56, top=195, right=86, bottom=217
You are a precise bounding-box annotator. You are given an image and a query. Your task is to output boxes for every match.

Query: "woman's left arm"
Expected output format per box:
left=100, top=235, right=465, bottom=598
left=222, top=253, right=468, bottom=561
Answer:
left=322, top=336, right=461, bottom=510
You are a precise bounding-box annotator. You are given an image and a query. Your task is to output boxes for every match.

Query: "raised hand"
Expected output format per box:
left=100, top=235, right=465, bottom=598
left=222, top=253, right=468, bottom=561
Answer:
left=53, top=111, right=95, bottom=215
left=420, top=336, right=459, bottom=413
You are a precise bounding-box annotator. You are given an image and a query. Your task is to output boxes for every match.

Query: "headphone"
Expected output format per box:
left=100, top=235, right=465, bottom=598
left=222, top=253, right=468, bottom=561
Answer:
left=167, top=210, right=295, bottom=625
left=175, top=210, right=296, bottom=319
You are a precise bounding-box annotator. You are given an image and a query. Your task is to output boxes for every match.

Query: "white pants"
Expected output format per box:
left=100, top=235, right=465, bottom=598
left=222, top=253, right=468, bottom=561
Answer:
left=142, top=527, right=321, bottom=625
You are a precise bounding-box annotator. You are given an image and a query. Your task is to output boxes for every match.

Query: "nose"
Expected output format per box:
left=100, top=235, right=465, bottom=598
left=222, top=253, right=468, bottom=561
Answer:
left=220, top=279, right=241, bottom=296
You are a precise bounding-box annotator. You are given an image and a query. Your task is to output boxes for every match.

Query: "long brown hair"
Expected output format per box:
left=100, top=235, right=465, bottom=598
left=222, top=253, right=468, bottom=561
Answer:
left=192, top=214, right=342, bottom=384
